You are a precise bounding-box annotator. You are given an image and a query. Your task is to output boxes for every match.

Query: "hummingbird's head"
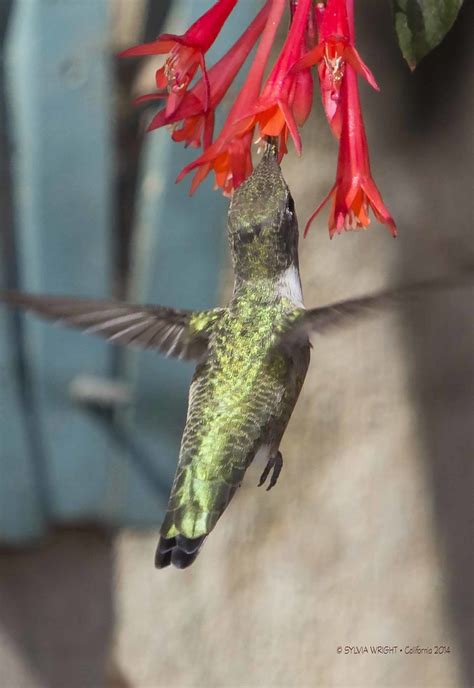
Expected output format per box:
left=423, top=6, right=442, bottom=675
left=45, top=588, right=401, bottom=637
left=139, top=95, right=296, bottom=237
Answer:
left=227, top=142, right=299, bottom=282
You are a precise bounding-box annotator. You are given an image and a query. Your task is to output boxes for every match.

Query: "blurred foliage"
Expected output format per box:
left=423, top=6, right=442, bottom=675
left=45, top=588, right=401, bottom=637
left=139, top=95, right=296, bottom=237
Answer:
left=393, top=0, right=463, bottom=69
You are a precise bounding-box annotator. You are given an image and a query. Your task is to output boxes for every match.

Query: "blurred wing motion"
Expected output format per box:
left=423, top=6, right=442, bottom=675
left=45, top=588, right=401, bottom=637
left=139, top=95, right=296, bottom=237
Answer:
left=0, top=290, right=222, bottom=360
left=281, top=272, right=473, bottom=346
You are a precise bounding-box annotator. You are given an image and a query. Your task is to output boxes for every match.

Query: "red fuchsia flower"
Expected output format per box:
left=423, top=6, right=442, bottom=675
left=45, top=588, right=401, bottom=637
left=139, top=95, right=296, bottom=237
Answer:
left=305, top=62, right=397, bottom=238
left=118, top=0, right=238, bottom=117
left=234, top=0, right=314, bottom=157
left=293, top=0, right=378, bottom=138
left=135, top=1, right=272, bottom=151
left=120, top=0, right=396, bottom=239
left=177, top=0, right=288, bottom=195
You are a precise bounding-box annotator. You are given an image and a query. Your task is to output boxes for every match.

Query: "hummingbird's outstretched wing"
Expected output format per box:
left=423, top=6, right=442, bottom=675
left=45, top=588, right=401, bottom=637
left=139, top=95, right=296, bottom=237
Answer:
left=0, top=290, right=223, bottom=360
left=279, top=272, right=473, bottom=345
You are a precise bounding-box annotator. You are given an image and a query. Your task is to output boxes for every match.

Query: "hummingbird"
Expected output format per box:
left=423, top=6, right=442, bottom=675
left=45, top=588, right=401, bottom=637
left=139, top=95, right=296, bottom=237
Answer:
left=0, top=143, right=470, bottom=569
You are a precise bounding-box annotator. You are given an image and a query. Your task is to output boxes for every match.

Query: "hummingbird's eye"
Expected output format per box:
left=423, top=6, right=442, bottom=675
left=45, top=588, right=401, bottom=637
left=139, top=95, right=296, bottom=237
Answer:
left=239, top=224, right=262, bottom=244
left=239, top=232, right=254, bottom=244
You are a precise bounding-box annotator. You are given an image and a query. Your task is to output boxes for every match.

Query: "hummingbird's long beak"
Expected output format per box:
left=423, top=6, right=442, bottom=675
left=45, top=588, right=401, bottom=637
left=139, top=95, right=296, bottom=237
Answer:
left=262, top=135, right=279, bottom=161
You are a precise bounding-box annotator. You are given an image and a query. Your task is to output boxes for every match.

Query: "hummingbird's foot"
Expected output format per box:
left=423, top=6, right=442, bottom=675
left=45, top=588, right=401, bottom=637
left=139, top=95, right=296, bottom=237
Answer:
left=258, top=451, right=283, bottom=491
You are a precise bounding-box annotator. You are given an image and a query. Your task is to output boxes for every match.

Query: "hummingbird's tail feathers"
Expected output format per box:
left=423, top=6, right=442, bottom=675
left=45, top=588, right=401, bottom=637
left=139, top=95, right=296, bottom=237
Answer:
left=278, top=268, right=474, bottom=346
left=156, top=464, right=241, bottom=570
left=155, top=534, right=206, bottom=569
left=0, top=289, right=223, bottom=361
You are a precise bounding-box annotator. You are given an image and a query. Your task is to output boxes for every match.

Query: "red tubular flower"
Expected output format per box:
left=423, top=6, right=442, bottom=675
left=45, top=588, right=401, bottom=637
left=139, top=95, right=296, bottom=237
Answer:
left=235, top=0, right=314, bottom=156
left=177, top=0, right=287, bottom=195
left=136, top=1, right=272, bottom=151
left=119, top=0, right=238, bottom=117
left=119, top=0, right=396, bottom=240
left=305, top=63, right=396, bottom=238
left=293, top=0, right=378, bottom=137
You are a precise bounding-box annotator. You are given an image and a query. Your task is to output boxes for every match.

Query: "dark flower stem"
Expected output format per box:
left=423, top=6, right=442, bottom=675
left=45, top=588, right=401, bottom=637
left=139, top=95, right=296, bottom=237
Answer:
left=290, top=0, right=297, bottom=20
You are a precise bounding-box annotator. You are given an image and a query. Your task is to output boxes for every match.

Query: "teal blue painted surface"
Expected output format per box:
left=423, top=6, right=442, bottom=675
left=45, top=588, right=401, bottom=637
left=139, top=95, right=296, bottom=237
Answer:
left=0, top=307, right=46, bottom=542
left=0, top=0, right=45, bottom=543
left=5, top=0, right=115, bottom=527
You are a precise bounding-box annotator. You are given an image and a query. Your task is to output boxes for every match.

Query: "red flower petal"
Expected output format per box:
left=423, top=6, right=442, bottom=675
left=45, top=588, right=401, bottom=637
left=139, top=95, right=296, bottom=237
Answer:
left=118, top=38, right=175, bottom=58
left=236, top=0, right=313, bottom=155
left=119, top=0, right=238, bottom=117
left=183, top=0, right=238, bottom=52
left=306, top=63, right=396, bottom=237
left=135, top=2, right=272, bottom=151
left=177, top=0, right=287, bottom=193
left=345, top=46, right=379, bottom=92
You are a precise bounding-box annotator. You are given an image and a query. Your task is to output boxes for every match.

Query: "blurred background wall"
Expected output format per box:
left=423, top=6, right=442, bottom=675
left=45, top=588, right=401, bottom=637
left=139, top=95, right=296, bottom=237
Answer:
left=0, top=1, right=472, bottom=687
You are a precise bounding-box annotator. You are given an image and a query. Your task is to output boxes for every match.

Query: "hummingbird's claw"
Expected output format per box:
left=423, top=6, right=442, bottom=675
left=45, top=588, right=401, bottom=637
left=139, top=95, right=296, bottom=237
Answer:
left=258, top=451, right=283, bottom=491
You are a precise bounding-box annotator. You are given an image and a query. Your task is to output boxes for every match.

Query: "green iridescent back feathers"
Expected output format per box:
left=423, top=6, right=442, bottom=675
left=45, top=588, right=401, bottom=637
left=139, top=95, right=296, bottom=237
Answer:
left=158, top=146, right=310, bottom=565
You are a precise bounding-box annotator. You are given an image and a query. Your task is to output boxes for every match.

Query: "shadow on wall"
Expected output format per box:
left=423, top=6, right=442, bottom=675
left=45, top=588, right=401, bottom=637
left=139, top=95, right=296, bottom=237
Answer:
left=0, top=528, right=115, bottom=688
left=360, top=1, right=474, bottom=684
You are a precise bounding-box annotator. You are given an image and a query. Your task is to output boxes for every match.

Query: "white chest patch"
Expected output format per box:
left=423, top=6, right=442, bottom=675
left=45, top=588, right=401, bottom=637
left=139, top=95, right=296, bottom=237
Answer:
left=277, top=265, right=304, bottom=308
